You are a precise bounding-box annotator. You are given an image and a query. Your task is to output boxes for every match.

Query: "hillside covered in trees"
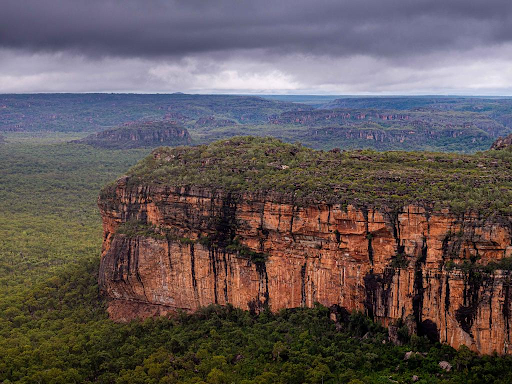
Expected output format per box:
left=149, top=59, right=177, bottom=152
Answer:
left=2, top=94, right=512, bottom=152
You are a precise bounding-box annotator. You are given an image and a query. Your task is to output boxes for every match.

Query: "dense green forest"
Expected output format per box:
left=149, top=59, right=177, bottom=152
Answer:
left=2, top=133, right=512, bottom=383
left=0, top=94, right=302, bottom=133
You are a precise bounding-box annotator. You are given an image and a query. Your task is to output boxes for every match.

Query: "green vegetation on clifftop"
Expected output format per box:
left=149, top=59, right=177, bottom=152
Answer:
left=122, top=136, right=512, bottom=215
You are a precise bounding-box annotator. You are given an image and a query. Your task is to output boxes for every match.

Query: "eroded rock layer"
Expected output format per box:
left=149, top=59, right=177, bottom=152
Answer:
left=77, top=121, right=191, bottom=149
left=99, top=183, right=512, bottom=354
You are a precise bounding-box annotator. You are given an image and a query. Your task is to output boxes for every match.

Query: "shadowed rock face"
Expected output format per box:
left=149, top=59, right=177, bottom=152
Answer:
left=492, top=134, right=512, bottom=150
left=77, top=121, right=191, bottom=149
left=98, top=181, right=512, bottom=355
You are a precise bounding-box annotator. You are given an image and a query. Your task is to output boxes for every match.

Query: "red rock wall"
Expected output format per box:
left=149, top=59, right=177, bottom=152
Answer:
left=98, top=182, right=512, bottom=354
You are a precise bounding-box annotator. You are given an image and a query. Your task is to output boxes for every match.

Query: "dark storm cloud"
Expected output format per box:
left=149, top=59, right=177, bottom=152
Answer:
left=2, top=0, right=512, bottom=94
left=2, top=0, right=512, bottom=59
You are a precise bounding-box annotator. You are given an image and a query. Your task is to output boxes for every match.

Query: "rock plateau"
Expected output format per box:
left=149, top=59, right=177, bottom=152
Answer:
left=98, top=137, right=512, bottom=355
left=77, top=121, right=191, bottom=149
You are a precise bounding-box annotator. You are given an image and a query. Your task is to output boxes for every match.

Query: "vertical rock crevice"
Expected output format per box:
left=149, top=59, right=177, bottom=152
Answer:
left=190, top=243, right=199, bottom=305
left=413, top=238, right=427, bottom=337
left=301, top=262, right=307, bottom=307
left=455, top=268, right=483, bottom=337
left=364, top=268, right=395, bottom=320
left=362, top=207, right=374, bottom=265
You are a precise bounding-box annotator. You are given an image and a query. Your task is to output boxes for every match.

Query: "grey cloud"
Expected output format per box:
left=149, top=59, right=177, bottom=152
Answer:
left=2, top=46, right=512, bottom=95
left=2, top=0, right=512, bottom=94
left=1, top=0, right=512, bottom=59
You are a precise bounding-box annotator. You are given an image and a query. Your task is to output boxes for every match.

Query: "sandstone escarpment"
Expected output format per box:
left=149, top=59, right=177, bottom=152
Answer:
left=99, top=182, right=512, bottom=355
left=98, top=137, right=512, bottom=354
left=77, top=121, right=191, bottom=149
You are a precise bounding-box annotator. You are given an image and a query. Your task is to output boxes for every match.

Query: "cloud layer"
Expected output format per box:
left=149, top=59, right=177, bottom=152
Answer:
left=1, top=0, right=512, bottom=94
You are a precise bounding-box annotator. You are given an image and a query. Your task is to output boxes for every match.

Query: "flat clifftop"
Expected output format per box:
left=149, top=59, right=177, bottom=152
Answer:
left=77, top=120, right=192, bottom=149
left=113, top=136, right=512, bottom=215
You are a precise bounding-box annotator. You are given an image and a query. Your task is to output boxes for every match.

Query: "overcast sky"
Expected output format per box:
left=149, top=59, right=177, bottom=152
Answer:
left=2, top=0, right=512, bottom=94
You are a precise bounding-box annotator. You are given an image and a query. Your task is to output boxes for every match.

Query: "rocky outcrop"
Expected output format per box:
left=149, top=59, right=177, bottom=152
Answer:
left=99, top=182, right=512, bottom=355
left=76, top=121, right=191, bottom=149
left=264, top=108, right=511, bottom=151
left=194, top=116, right=237, bottom=128
left=492, top=134, right=512, bottom=150
left=269, top=110, right=411, bottom=125
left=305, top=126, right=487, bottom=146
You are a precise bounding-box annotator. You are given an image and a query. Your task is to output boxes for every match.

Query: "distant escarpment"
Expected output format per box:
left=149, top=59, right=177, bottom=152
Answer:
left=265, top=108, right=511, bottom=152
left=76, top=121, right=191, bottom=149
left=194, top=116, right=237, bottom=128
left=99, top=137, right=512, bottom=354
left=492, top=133, right=512, bottom=150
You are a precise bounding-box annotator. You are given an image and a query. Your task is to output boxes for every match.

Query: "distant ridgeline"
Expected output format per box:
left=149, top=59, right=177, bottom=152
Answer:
left=76, top=121, right=192, bottom=149
left=2, top=94, right=512, bottom=152
left=264, top=107, right=512, bottom=152
left=0, top=93, right=303, bottom=132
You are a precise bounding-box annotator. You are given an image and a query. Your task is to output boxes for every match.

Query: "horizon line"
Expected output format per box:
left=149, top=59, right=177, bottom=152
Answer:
left=2, top=92, right=512, bottom=98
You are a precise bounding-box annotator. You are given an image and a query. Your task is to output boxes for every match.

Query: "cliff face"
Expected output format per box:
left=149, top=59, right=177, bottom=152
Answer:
left=78, top=121, right=191, bottom=149
left=99, top=182, right=512, bottom=355
left=305, top=126, right=487, bottom=146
